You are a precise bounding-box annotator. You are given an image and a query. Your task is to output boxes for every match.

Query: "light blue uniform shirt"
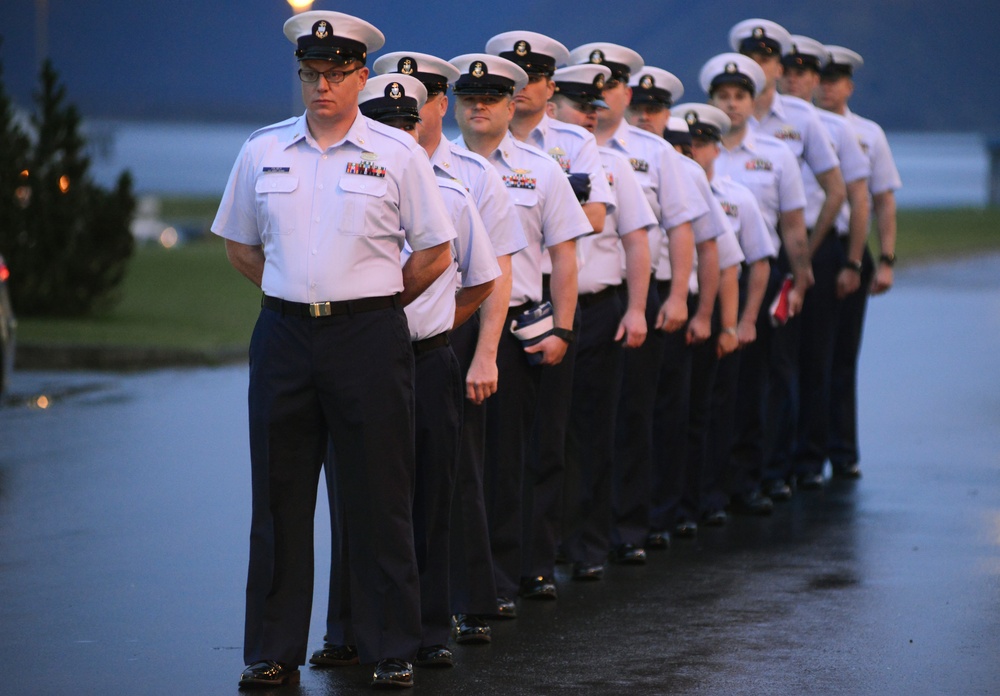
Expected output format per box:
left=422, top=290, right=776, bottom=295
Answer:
left=605, top=119, right=707, bottom=274
left=212, top=112, right=457, bottom=303
left=402, top=177, right=501, bottom=340
left=580, top=146, right=655, bottom=294
left=429, top=139, right=528, bottom=257
left=715, top=129, right=806, bottom=252
left=753, top=93, right=840, bottom=178
left=455, top=131, right=592, bottom=306
left=804, top=109, right=870, bottom=234
left=710, top=174, right=777, bottom=265
left=845, top=108, right=901, bottom=197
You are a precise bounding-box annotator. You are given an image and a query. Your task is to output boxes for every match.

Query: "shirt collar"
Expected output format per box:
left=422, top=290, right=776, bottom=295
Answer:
left=286, top=109, right=370, bottom=151
left=527, top=114, right=551, bottom=150
left=608, top=118, right=633, bottom=153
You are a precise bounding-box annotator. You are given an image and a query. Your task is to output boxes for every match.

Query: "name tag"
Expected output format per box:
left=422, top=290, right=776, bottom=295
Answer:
left=503, top=174, right=536, bottom=190
left=262, top=166, right=290, bottom=173
left=629, top=158, right=649, bottom=173
left=745, top=158, right=773, bottom=172
left=346, top=162, right=386, bottom=177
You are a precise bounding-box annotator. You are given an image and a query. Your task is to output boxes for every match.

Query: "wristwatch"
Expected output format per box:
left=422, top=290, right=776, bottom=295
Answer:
left=551, top=327, right=576, bottom=344
left=879, top=252, right=896, bottom=267
left=845, top=259, right=863, bottom=273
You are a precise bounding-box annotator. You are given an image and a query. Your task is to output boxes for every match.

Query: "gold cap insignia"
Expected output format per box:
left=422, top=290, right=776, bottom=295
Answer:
left=590, top=49, right=604, bottom=64
left=400, top=58, right=414, bottom=75
left=594, top=74, right=605, bottom=89
left=389, top=83, right=402, bottom=99
left=753, top=27, right=765, bottom=39
left=640, top=75, right=654, bottom=89
left=725, top=61, right=738, bottom=74
left=685, top=111, right=698, bottom=125
left=315, top=21, right=329, bottom=39
left=472, top=61, right=485, bottom=78
left=516, top=40, right=529, bottom=57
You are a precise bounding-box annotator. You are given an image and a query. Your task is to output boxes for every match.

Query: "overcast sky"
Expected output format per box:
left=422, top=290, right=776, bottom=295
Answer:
left=2, top=0, right=996, bottom=131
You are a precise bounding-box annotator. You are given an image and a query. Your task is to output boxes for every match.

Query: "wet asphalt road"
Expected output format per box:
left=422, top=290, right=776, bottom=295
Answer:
left=1, top=256, right=999, bottom=696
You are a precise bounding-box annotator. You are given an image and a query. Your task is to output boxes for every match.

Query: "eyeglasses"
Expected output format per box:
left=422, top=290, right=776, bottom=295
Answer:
left=566, top=100, right=599, bottom=114
left=298, top=66, right=362, bottom=85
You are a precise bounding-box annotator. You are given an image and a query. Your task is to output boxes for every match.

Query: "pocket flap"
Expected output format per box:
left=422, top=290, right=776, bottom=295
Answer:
left=255, top=174, right=298, bottom=194
left=339, top=175, right=388, bottom=197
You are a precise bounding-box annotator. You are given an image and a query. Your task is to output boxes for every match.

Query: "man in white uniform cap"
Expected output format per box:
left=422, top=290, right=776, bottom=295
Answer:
left=699, top=52, right=810, bottom=517
left=373, top=48, right=528, bottom=646
left=570, top=41, right=704, bottom=563
left=816, top=44, right=902, bottom=481
left=311, top=73, right=500, bottom=673
left=778, top=34, right=871, bottom=491
left=449, top=52, right=591, bottom=618
left=214, top=10, right=456, bottom=690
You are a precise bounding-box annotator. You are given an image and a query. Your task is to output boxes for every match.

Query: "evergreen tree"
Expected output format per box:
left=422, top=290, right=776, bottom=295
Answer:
left=0, top=42, right=32, bottom=282
left=0, top=55, right=135, bottom=316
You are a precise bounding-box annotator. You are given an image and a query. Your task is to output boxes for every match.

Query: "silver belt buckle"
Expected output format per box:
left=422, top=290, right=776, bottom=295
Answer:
left=309, top=302, right=332, bottom=318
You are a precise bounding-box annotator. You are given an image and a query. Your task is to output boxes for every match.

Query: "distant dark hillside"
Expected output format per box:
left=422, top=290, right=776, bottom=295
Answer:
left=2, top=0, right=995, bottom=131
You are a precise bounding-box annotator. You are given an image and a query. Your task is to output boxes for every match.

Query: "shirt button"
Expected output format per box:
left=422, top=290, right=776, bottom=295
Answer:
left=317, top=183, right=324, bottom=190
left=322, top=154, right=328, bottom=160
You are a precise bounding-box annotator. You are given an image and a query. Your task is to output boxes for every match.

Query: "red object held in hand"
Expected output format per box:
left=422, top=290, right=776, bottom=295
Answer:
left=769, top=275, right=793, bottom=327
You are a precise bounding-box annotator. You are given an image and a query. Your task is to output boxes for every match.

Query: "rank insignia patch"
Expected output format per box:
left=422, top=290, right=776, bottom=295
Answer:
left=629, top=158, right=649, bottom=173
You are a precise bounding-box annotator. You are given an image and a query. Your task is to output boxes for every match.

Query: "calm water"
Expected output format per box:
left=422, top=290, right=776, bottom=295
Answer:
left=86, top=120, right=991, bottom=210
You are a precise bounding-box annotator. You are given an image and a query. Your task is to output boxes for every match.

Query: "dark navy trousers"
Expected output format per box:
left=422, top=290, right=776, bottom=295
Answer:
left=244, top=305, right=420, bottom=667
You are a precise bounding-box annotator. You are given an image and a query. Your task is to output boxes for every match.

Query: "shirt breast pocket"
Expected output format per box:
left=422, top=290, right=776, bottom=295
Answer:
left=338, top=175, right=389, bottom=236
left=507, top=187, right=538, bottom=209
left=255, top=175, right=298, bottom=235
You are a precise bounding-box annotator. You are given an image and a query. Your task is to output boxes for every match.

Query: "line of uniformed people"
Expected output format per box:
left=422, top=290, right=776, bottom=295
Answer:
left=217, top=11, right=899, bottom=691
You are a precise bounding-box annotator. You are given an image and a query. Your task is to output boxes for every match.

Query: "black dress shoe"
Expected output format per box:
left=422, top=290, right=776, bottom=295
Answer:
left=372, top=658, right=413, bottom=689
left=646, top=530, right=671, bottom=549
left=673, top=520, right=698, bottom=538
left=494, top=596, right=518, bottom=619
left=701, top=509, right=728, bottom=526
left=832, top=462, right=862, bottom=479
left=239, top=660, right=300, bottom=689
left=571, top=562, right=604, bottom=581
left=519, top=575, right=557, bottom=600
left=451, top=614, right=492, bottom=644
left=796, top=473, right=824, bottom=490
left=415, top=645, right=454, bottom=668
left=764, top=479, right=793, bottom=501
left=729, top=490, right=774, bottom=516
left=610, top=543, right=647, bottom=565
left=309, top=643, right=359, bottom=667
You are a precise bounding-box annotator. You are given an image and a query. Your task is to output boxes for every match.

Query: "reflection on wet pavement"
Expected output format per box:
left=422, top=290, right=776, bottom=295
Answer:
left=0, top=256, right=998, bottom=695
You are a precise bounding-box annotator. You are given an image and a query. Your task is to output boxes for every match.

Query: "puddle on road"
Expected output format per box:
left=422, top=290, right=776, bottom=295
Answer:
left=1, top=380, right=122, bottom=410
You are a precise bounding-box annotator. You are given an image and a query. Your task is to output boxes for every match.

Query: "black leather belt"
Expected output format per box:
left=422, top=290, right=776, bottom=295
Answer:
left=578, top=284, right=618, bottom=309
left=412, top=332, right=450, bottom=355
left=506, top=301, right=533, bottom=320
left=262, top=293, right=400, bottom=318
